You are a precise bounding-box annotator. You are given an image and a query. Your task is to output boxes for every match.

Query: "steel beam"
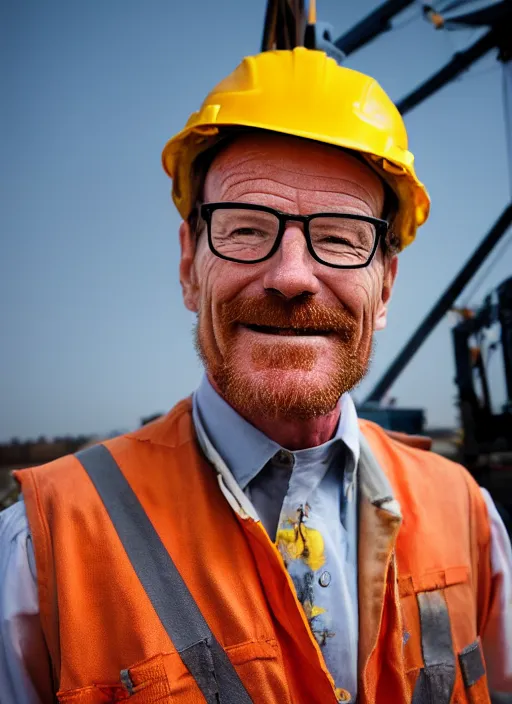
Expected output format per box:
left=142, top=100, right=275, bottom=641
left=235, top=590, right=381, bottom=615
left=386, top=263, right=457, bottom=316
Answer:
left=334, top=0, right=416, bottom=56
left=397, top=29, right=497, bottom=114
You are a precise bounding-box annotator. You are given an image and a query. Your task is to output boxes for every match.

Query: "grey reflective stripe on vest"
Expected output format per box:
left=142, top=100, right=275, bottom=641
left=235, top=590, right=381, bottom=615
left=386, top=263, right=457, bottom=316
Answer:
left=412, top=590, right=456, bottom=704
left=76, top=444, right=253, bottom=704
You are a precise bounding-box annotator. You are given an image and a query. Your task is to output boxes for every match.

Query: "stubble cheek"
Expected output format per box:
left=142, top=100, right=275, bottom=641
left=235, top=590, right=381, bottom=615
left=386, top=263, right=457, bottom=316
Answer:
left=194, top=255, right=218, bottom=357
left=197, top=258, right=239, bottom=362
left=365, top=265, right=386, bottom=324
left=344, top=269, right=382, bottom=343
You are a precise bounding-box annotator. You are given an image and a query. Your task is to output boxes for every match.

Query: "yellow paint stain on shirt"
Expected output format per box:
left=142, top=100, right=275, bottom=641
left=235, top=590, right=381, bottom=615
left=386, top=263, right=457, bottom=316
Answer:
left=311, top=604, right=325, bottom=618
left=276, top=524, right=326, bottom=571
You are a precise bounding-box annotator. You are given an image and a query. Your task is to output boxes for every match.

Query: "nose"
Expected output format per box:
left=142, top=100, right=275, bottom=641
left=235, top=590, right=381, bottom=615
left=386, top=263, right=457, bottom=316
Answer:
left=262, top=225, right=321, bottom=299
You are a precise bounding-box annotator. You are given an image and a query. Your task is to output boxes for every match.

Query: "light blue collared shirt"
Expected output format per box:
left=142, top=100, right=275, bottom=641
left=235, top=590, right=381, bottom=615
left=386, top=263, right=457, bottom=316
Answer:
left=193, top=375, right=360, bottom=698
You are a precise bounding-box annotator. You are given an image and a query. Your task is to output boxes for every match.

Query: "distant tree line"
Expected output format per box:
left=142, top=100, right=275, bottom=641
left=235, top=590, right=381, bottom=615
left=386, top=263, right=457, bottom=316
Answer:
left=0, top=413, right=165, bottom=470
left=0, top=435, right=93, bottom=468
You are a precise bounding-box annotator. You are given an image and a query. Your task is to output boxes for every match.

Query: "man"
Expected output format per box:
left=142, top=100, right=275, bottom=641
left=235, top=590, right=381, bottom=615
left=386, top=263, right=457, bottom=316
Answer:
left=1, top=48, right=511, bottom=704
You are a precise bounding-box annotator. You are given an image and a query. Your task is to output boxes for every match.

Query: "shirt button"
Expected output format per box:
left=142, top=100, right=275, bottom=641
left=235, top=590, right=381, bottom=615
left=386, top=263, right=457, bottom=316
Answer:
left=319, top=571, right=331, bottom=587
left=336, top=689, right=351, bottom=702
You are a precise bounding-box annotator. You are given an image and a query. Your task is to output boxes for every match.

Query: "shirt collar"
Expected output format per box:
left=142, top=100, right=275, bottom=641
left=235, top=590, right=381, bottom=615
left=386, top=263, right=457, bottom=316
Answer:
left=193, top=374, right=360, bottom=491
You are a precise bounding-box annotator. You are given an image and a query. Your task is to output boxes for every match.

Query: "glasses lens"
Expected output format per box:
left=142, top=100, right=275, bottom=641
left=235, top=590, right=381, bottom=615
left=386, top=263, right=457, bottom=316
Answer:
left=309, top=216, right=377, bottom=266
left=210, top=208, right=280, bottom=261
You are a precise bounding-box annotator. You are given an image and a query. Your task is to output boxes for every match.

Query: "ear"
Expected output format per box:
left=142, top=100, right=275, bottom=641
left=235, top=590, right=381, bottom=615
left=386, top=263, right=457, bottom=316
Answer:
left=374, top=255, right=398, bottom=331
left=179, top=220, right=199, bottom=313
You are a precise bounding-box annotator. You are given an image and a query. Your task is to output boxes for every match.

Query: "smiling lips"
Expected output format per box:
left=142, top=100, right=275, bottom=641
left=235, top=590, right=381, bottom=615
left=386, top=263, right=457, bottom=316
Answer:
left=243, top=324, right=331, bottom=337
left=221, top=295, right=356, bottom=345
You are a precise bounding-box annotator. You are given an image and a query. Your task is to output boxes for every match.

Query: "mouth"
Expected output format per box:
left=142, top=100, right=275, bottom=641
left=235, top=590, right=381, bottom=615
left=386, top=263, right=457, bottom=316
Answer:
left=242, top=323, right=332, bottom=337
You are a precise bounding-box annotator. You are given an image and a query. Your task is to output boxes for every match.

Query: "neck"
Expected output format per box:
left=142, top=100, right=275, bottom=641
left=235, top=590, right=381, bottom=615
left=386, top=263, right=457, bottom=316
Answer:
left=248, top=408, right=341, bottom=450
left=208, top=376, right=341, bottom=450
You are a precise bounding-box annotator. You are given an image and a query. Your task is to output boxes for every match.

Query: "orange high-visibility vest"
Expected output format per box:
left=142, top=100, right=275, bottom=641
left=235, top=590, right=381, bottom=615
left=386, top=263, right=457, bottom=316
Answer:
left=15, top=398, right=494, bottom=704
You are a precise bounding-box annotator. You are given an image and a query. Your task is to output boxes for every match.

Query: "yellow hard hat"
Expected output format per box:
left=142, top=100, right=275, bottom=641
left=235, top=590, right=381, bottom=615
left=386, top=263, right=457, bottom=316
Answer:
left=162, top=48, right=430, bottom=250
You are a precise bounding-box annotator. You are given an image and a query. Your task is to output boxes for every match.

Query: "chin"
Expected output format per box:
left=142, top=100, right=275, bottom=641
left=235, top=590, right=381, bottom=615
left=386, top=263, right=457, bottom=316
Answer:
left=216, top=363, right=350, bottom=421
left=196, top=324, right=369, bottom=421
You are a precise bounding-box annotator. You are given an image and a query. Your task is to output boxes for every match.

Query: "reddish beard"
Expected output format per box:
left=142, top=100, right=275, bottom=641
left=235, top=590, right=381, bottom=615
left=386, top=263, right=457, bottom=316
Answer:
left=195, top=295, right=371, bottom=421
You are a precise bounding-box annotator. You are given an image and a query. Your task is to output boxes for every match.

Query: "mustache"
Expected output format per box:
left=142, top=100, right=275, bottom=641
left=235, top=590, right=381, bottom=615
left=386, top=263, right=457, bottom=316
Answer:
left=220, top=296, right=357, bottom=340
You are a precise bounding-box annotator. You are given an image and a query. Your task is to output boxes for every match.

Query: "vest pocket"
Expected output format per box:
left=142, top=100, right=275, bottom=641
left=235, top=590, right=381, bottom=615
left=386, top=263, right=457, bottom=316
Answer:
left=56, top=654, right=173, bottom=704
left=400, top=568, right=492, bottom=704
left=56, top=640, right=284, bottom=703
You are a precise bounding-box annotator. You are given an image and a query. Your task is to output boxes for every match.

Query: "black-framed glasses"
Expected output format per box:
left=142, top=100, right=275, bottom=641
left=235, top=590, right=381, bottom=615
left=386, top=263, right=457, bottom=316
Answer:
left=200, top=202, right=389, bottom=269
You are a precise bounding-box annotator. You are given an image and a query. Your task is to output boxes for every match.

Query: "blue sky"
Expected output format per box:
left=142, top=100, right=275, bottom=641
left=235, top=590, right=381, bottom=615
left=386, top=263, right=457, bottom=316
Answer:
left=1, top=0, right=510, bottom=441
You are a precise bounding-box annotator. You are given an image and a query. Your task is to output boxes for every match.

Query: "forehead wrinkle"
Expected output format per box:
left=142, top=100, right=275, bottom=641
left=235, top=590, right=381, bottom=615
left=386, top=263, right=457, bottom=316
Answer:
left=219, top=163, right=377, bottom=195
left=214, top=177, right=380, bottom=217
left=297, top=190, right=378, bottom=215
left=212, top=164, right=381, bottom=212
left=218, top=175, right=297, bottom=202
left=223, top=188, right=377, bottom=216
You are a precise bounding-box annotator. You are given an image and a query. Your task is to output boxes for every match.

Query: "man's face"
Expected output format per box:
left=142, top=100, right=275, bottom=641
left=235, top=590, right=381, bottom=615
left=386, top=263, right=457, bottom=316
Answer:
left=180, top=133, right=397, bottom=421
